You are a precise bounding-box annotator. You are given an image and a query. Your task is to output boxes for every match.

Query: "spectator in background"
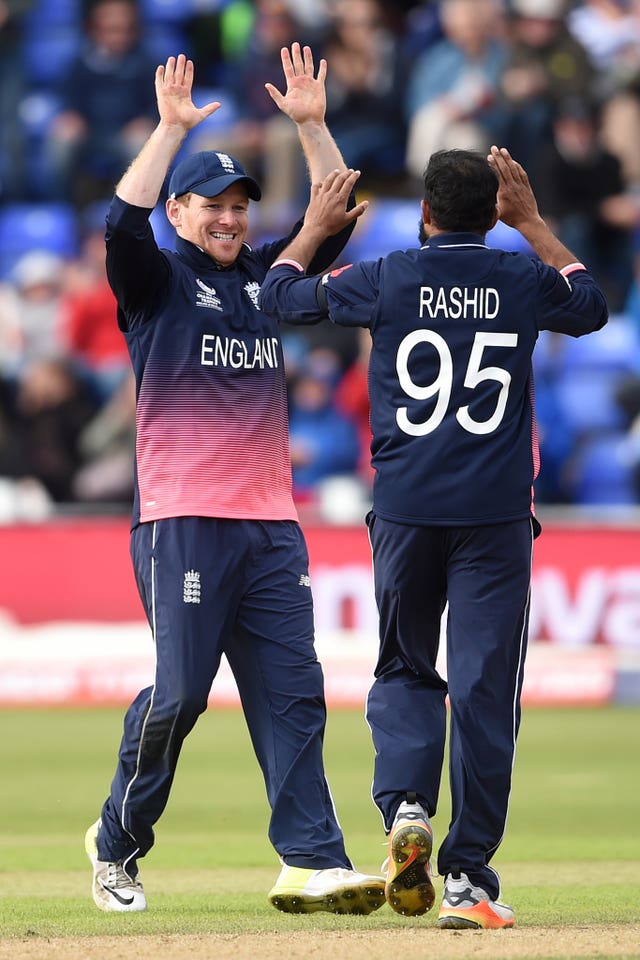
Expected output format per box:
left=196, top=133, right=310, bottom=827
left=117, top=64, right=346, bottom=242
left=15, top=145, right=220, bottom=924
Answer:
left=567, top=0, right=640, bottom=192
left=0, top=0, right=35, bottom=200
left=0, top=355, right=98, bottom=502
left=400, top=0, right=443, bottom=61
left=334, top=327, right=374, bottom=486
left=60, top=206, right=129, bottom=403
left=496, top=0, right=597, bottom=170
left=404, top=0, right=507, bottom=182
left=288, top=350, right=360, bottom=502
left=43, top=0, right=157, bottom=206
left=568, top=0, right=640, bottom=83
left=0, top=250, right=67, bottom=379
left=185, top=0, right=256, bottom=87
left=320, top=0, right=409, bottom=189
left=531, top=96, right=638, bottom=311
left=73, top=367, right=135, bottom=504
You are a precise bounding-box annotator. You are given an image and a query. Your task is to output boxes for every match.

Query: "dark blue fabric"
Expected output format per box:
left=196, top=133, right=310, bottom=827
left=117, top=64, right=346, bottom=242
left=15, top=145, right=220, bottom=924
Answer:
left=365, top=514, right=534, bottom=900
left=260, top=235, right=608, bottom=527
left=98, top=516, right=351, bottom=871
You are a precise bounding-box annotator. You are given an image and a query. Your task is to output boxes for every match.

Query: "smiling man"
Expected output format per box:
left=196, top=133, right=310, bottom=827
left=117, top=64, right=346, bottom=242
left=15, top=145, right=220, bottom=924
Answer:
left=83, top=48, right=385, bottom=916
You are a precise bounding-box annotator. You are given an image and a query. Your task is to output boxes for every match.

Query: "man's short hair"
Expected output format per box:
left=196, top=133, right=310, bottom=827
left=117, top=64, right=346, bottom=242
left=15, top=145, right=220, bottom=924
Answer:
left=423, top=149, right=498, bottom=235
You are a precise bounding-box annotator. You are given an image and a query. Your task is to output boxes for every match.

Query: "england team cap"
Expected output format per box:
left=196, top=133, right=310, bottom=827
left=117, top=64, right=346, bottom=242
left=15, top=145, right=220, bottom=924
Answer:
left=168, top=151, right=261, bottom=201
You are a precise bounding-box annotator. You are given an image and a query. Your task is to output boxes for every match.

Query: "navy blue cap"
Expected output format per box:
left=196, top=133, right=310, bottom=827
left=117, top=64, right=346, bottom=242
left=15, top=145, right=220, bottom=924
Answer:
left=168, top=151, right=261, bottom=201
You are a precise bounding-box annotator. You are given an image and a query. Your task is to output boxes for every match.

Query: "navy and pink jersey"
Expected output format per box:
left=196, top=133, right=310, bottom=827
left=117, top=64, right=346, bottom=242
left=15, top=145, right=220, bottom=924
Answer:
left=260, top=233, right=608, bottom=527
left=105, top=196, right=353, bottom=526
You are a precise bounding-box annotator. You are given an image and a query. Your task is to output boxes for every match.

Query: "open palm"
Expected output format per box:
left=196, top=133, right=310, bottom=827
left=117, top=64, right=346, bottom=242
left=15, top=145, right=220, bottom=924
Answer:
left=265, top=43, right=326, bottom=126
left=155, top=54, right=220, bottom=132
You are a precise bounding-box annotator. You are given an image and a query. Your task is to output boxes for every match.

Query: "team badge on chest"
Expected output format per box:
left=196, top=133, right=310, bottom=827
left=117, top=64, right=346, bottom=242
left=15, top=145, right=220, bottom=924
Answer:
left=244, top=280, right=261, bottom=310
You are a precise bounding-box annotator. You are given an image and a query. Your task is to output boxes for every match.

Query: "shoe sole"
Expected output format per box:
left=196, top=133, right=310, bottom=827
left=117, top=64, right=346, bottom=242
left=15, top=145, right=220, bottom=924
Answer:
left=85, top=821, right=99, bottom=869
left=269, top=882, right=386, bottom=915
left=438, top=902, right=515, bottom=929
left=85, top=821, right=112, bottom=913
left=385, top=822, right=435, bottom=917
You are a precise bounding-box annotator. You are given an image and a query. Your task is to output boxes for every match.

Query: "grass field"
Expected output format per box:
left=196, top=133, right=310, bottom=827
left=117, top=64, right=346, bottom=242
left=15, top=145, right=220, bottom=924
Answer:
left=0, top=704, right=639, bottom=960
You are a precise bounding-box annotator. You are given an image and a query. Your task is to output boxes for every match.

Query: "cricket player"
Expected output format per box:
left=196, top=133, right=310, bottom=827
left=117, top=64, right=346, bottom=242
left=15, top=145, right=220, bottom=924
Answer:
left=258, top=147, right=608, bottom=928
left=84, top=47, right=385, bottom=915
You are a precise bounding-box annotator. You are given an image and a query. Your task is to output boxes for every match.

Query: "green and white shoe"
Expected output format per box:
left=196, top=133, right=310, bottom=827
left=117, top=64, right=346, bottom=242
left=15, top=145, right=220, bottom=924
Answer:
left=268, top=864, right=385, bottom=914
left=85, top=819, right=146, bottom=913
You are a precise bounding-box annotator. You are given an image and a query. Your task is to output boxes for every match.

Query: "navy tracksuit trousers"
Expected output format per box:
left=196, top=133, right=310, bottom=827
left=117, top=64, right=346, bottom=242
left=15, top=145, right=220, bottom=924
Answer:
left=366, top=514, right=534, bottom=900
left=98, top=516, right=350, bottom=874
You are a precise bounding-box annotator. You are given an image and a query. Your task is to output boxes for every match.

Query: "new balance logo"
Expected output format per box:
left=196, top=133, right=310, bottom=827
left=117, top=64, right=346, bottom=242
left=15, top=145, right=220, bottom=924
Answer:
left=298, top=574, right=311, bottom=587
left=183, top=569, right=201, bottom=604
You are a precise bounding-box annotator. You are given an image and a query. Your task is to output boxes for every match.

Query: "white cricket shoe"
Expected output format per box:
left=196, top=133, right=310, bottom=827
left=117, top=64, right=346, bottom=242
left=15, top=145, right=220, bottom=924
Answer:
left=268, top=864, right=386, bottom=914
left=85, top=819, right=147, bottom=912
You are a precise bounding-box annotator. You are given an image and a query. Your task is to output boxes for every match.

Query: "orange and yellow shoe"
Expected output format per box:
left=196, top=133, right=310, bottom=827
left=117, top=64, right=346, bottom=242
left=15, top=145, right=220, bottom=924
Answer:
left=438, top=871, right=514, bottom=929
left=385, top=794, right=435, bottom=916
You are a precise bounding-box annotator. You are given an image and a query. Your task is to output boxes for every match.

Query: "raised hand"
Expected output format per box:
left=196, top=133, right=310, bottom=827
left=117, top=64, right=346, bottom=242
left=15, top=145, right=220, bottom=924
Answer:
left=265, top=43, right=327, bottom=126
left=487, top=145, right=541, bottom=232
left=155, top=54, right=221, bottom=133
left=304, top=169, right=369, bottom=237
left=488, top=145, right=579, bottom=269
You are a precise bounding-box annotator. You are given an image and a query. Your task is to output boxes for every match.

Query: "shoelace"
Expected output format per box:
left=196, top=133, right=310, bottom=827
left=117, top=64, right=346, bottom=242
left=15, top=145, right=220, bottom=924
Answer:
left=105, top=862, right=141, bottom=889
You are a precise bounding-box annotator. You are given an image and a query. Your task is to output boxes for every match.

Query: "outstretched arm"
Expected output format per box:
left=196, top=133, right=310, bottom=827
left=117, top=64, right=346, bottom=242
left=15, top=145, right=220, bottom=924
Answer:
left=116, top=55, right=220, bottom=208
left=266, top=43, right=346, bottom=183
left=488, top=145, right=581, bottom=271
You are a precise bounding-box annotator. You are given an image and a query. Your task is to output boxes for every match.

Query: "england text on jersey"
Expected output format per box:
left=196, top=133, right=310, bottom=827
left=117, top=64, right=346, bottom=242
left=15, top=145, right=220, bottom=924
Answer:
left=200, top=334, right=280, bottom=369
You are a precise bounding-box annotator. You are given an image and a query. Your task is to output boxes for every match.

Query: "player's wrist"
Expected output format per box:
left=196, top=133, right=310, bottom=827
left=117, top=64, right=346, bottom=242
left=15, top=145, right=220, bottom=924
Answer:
left=508, top=213, right=546, bottom=237
left=156, top=118, right=191, bottom=143
left=296, top=118, right=328, bottom=136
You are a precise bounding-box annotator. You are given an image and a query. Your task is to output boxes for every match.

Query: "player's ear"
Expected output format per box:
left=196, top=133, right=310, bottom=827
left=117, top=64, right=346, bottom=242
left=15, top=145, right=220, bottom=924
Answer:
left=166, top=196, right=182, bottom=228
left=489, top=203, right=499, bottom=231
left=421, top=199, right=432, bottom=226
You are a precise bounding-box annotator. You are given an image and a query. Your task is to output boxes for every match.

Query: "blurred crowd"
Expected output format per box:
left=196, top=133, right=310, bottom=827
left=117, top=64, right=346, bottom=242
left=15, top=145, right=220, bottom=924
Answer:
left=3, top=0, right=640, bottom=520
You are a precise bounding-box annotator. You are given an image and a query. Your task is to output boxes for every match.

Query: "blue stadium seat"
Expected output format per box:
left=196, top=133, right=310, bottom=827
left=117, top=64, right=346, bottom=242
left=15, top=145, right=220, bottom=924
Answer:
left=486, top=220, right=535, bottom=255
left=149, top=206, right=176, bottom=251
left=140, top=0, right=201, bottom=22
left=556, top=315, right=640, bottom=374
left=23, top=0, right=81, bottom=26
left=191, top=87, right=238, bottom=129
left=571, top=433, right=637, bottom=505
left=16, top=91, right=65, bottom=201
left=554, top=368, right=627, bottom=435
left=21, top=27, right=81, bottom=88
left=536, top=318, right=639, bottom=439
left=18, top=90, right=62, bottom=141
left=144, top=22, right=192, bottom=62
left=0, top=203, right=78, bottom=279
left=347, top=199, right=420, bottom=261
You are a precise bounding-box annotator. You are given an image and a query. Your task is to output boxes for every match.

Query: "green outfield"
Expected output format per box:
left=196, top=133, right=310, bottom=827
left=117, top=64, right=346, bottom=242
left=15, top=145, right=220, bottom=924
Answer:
left=0, top=704, right=639, bottom=957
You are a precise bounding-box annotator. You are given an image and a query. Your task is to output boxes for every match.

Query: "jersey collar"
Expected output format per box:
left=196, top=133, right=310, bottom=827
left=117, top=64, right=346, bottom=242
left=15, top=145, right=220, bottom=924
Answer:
left=175, top=235, right=241, bottom=272
left=421, top=232, right=488, bottom=250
